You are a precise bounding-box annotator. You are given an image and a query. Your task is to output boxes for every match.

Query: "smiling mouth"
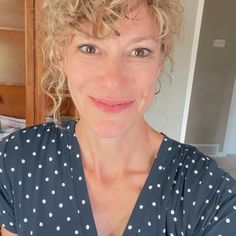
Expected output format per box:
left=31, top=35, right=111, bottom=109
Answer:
left=89, top=96, right=134, bottom=113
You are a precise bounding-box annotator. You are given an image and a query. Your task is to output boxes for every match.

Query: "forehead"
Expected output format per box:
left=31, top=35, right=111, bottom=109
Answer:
left=75, top=4, right=159, bottom=40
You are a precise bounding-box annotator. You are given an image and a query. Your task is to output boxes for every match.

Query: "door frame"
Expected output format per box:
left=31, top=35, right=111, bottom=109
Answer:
left=180, top=0, right=206, bottom=142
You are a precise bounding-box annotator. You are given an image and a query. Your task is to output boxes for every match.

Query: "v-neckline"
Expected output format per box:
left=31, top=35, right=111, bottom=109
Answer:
left=68, top=120, right=171, bottom=235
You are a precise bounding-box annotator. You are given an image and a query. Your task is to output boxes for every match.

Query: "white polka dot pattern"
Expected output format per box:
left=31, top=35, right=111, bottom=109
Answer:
left=0, top=120, right=236, bottom=235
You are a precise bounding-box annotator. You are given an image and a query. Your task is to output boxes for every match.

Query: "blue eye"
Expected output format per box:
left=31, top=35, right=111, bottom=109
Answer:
left=131, top=48, right=152, bottom=58
left=79, top=44, right=98, bottom=54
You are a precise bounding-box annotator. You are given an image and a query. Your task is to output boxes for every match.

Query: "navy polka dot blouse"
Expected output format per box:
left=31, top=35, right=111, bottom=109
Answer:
left=0, top=120, right=236, bottom=235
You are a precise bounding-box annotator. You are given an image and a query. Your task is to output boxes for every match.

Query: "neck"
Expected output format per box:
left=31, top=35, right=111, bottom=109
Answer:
left=76, top=119, right=163, bottom=182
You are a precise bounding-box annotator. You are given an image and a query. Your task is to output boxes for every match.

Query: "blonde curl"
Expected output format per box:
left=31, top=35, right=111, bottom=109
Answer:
left=41, top=0, right=183, bottom=123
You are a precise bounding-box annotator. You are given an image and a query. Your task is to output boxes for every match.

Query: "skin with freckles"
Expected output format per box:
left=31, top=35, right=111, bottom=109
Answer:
left=60, top=4, right=165, bottom=236
left=1, top=1, right=184, bottom=236
left=62, top=5, right=163, bottom=140
left=1, top=4, right=165, bottom=236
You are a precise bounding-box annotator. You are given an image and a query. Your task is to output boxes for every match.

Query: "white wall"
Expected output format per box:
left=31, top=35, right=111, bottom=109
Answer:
left=145, top=0, right=204, bottom=141
left=185, top=0, right=236, bottom=150
left=224, top=77, right=236, bottom=154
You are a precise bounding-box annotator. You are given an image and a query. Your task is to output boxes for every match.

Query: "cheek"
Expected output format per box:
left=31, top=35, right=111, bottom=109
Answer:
left=134, top=75, right=156, bottom=113
left=65, top=61, right=92, bottom=91
left=138, top=65, right=161, bottom=96
left=65, top=65, right=88, bottom=109
left=141, top=81, right=156, bottom=108
left=65, top=55, right=162, bottom=97
left=136, top=63, right=162, bottom=110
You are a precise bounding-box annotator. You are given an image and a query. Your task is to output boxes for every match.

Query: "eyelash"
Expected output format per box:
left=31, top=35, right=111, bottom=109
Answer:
left=131, top=48, right=152, bottom=58
left=78, top=44, right=153, bottom=58
left=78, top=44, right=99, bottom=54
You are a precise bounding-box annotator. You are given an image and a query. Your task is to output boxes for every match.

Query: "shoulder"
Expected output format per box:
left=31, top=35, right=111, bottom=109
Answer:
left=166, top=138, right=236, bottom=233
left=168, top=138, right=236, bottom=193
left=0, top=122, right=56, bottom=157
left=166, top=138, right=228, bottom=180
left=0, top=119, right=76, bottom=147
left=162, top=136, right=236, bottom=205
left=0, top=120, right=76, bottom=169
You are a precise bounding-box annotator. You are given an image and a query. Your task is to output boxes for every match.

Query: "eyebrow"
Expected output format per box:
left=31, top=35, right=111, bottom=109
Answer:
left=75, top=31, right=160, bottom=43
left=127, top=36, right=160, bottom=44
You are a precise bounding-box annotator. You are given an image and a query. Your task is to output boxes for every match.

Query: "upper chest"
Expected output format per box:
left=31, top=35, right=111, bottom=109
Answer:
left=84, top=171, right=149, bottom=236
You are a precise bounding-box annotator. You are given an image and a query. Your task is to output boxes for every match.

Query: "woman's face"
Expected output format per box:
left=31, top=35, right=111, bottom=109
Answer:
left=62, top=5, right=164, bottom=138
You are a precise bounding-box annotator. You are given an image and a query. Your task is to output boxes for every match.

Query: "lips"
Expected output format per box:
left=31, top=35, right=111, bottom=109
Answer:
left=89, top=96, right=134, bottom=113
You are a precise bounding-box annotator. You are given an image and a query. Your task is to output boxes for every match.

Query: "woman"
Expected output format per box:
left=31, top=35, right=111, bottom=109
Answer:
left=1, top=0, right=236, bottom=235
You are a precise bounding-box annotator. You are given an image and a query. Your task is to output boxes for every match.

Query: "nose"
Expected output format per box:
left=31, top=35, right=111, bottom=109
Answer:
left=97, top=56, right=128, bottom=90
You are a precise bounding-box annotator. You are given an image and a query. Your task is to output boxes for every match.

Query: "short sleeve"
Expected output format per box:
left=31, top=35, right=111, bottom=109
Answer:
left=184, top=149, right=236, bottom=236
left=200, top=172, right=236, bottom=236
left=0, top=137, right=17, bottom=233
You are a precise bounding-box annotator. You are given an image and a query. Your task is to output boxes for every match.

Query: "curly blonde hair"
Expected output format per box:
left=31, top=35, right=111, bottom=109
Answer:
left=41, top=0, right=183, bottom=123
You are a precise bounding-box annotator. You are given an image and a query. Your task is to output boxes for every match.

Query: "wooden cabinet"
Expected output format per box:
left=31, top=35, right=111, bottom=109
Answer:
left=0, top=0, right=35, bottom=126
left=0, top=0, right=77, bottom=128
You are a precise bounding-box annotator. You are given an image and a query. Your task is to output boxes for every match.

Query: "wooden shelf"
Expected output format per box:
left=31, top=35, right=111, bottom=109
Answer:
left=0, top=84, right=26, bottom=119
left=0, top=0, right=28, bottom=123
left=0, top=0, right=25, bottom=29
left=0, top=30, right=26, bottom=85
left=0, top=82, right=25, bottom=86
left=0, top=0, right=77, bottom=126
left=0, top=26, right=24, bottom=32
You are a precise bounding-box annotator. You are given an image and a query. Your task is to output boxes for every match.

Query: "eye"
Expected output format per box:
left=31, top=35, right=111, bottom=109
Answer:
left=131, top=48, right=152, bottom=58
left=78, top=44, right=99, bottom=54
